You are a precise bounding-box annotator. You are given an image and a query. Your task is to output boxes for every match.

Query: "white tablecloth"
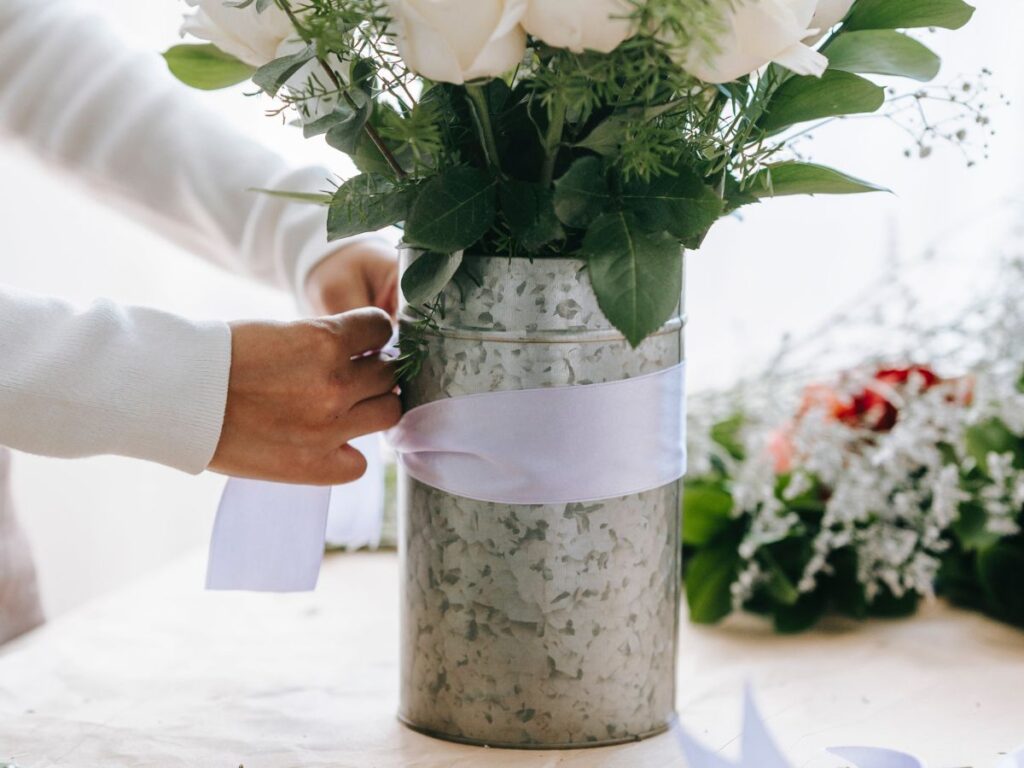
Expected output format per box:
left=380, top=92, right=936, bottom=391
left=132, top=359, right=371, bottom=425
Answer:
left=1, top=552, right=1022, bottom=767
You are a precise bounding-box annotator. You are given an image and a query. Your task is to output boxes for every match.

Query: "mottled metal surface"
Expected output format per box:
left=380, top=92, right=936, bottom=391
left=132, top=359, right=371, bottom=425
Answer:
left=398, top=252, right=684, bottom=748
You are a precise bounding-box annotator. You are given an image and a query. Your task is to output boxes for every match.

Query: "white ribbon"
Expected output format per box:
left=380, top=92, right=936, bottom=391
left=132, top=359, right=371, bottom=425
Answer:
left=206, top=363, right=686, bottom=592
left=676, top=688, right=1024, bottom=768
left=390, top=362, right=686, bottom=505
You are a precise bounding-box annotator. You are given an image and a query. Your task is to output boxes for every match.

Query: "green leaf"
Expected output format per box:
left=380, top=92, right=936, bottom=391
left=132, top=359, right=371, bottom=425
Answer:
left=977, top=540, right=1024, bottom=626
left=830, top=548, right=869, bottom=619
left=499, top=180, right=564, bottom=252
left=773, top=590, right=828, bottom=633
left=869, top=587, right=920, bottom=618
left=763, top=555, right=800, bottom=607
left=759, top=71, right=885, bottom=134
left=327, top=174, right=411, bottom=241
left=826, top=30, right=941, bottom=82
left=749, top=162, right=889, bottom=197
left=583, top=212, right=682, bottom=347
left=621, top=166, right=723, bottom=248
left=405, top=168, right=497, bottom=253
left=710, top=413, right=746, bottom=460
left=843, top=0, right=976, bottom=31
left=252, top=44, right=315, bottom=96
left=952, top=501, right=1003, bottom=552
left=965, top=418, right=1020, bottom=475
left=723, top=174, right=760, bottom=214
left=683, top=482, right=734, bottom=546
left=686, top=543, right=741, bottom=625
left=553, top=157, right=613, bottom=229
left=162, top=44, right=255, bottom=91
left=401, top=251, right=464, bottom=307
left=326, top=99, right=373, bottom=155
left=575, top=115, right=632, bottom=156
left=303, top=92, right=372, bottom=156
left=250, top=188, right=332, bottom=205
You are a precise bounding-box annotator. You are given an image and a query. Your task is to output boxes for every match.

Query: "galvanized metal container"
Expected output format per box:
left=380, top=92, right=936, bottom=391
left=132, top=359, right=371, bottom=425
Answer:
left=397, top=251, right=684, bottom=749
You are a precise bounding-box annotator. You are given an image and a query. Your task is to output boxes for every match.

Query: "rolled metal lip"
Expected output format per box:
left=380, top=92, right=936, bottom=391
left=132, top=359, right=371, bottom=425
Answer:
left=397, top=314, right=687, bottom=344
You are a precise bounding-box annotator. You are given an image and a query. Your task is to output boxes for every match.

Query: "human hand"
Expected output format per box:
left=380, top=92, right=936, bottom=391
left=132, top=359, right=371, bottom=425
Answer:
left=305, top=240, right=399, bottom=318
left=209, top=308, right=399, bottom=486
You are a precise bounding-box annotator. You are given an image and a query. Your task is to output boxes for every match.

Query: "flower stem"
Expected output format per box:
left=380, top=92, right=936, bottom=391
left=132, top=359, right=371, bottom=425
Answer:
left=541, top=99, right=566, bottom=187
left=317, top=59, right=407, bottom=179
left=466, top=84, right=502, bottom=173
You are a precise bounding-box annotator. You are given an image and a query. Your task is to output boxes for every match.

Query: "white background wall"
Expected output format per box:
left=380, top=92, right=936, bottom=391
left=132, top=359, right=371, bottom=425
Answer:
left=2, top=0, right=1022, bottom=617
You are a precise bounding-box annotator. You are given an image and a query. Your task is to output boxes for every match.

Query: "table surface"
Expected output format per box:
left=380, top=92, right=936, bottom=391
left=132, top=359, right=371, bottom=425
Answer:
left=1, top=552, right=1022, bottom=768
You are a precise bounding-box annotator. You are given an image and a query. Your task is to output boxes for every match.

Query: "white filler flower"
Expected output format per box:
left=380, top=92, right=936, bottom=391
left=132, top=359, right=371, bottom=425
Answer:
left=181, top=0, right=299, bottom=68
left=523, top=0, right=636, bottom=54
left=386, top=0, right=528, bottom=85
left=684, top=0, right=828, bottom=84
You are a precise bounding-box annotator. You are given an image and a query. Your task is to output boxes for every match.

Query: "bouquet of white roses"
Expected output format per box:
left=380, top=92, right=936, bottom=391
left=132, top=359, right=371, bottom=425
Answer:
left=166, top=0, right=975, bottom=348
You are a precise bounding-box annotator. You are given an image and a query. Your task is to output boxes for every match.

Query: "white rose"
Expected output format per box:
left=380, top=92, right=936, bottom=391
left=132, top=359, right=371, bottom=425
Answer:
left=386, top=0, right=528, bottom=85
left=684, top=0, right=828, bottom=84
left=181, top=0, right=299, bottom=67
left=523, top=0, right=636, bottom=54
left=807, top=0, right=856, bottom=42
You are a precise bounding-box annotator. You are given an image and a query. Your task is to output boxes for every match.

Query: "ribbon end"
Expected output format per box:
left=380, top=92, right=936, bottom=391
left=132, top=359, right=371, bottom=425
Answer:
left=205, top=479, right=331, bottom=593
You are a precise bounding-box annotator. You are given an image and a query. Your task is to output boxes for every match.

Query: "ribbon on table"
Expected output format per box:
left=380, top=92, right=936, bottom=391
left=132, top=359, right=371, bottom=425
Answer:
left=676, top=687, right=1024, bottom=768
left=205, top=362, right=686, bottom=592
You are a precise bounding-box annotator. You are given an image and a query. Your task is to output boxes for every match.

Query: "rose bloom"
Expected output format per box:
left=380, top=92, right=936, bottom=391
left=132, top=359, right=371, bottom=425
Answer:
left=523, top=0, right=636, bottom=54
left=683, top=0, right=828, bottom=84
left=769, top=366, right=968, bottom=473
left=181, top=0, right=298, bottom=67
left=386, top=0, right=527, bottom=84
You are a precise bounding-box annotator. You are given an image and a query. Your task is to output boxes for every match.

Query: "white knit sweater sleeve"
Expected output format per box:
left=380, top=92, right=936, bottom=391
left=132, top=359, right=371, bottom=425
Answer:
left=0, top=0, right=353, bottom=473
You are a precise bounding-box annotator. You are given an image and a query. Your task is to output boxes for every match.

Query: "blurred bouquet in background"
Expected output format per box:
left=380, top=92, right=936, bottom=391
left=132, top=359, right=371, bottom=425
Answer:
left=685, top=246, right=1024, bottom=632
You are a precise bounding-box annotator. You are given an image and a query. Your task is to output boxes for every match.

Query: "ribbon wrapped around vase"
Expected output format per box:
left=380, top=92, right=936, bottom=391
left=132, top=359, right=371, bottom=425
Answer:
left=205, top=362, right=686, bottom=592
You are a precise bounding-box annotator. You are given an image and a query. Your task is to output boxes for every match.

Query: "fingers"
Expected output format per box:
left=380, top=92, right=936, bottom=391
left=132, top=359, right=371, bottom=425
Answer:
left=330, top=307, right=394, bottom=358
left=321, top=444, right=369, bottom=486
left=338, top=393, right=403, bottom=442
left=340, top=354, right=398, bottom=405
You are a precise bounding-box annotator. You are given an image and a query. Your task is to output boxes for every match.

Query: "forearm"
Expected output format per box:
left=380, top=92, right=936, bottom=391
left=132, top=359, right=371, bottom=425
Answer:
left=0, top=288, right=230, bottom=473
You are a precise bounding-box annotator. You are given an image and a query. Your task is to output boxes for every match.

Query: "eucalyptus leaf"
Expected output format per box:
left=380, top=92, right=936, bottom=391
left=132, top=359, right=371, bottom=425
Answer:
left=162, top=44, right=255, bottom=91
left=499, top=180, right=563, bottom=252
left=401, top=251, right=463, bottom=307
left=325, top=94, right=373, bottom=155
left=327, top=174, right=411, bottom=241
left=553, top=157, right=612, bottom=229
left=759, top=70, right=885, bottom=134
left=843, top=0, right=976, bottom=31
left=405, top=167, right=497, bottom=252
left=253, top=44, right=315, bottom=96
left=749, top=162, right=889, bottom=197
left=826, top=30, right=941, bottom=82
left=302, top=91, right=371, bottom=149
left=622, top=166, right=723, bottom=248
left=583, top=212, right=682, bottom=347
